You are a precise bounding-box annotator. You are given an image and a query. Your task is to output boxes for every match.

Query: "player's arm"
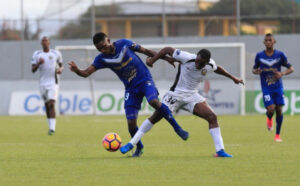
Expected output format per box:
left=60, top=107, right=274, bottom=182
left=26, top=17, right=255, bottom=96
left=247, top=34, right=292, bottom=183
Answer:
left=144, top=47, right=177, bottom=68
left=56, top=63, right=64, bottom=74
left=68, top=61, right=96, bottom=78
left=274, top=66, right=294, bottom=79
left=214, top=65, right=244, bottom=85
left=252, top=68, right=262, bottom=75
left=32, top=58, right=44, bottom=73
left=252, top=54, right=262, bottom=75
left=137, top=46, right=176, bottom=67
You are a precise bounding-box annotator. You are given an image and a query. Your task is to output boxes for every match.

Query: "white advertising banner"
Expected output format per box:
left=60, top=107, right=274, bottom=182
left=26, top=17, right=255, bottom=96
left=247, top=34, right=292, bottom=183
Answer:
left=9, top=80, right=241, bottom=115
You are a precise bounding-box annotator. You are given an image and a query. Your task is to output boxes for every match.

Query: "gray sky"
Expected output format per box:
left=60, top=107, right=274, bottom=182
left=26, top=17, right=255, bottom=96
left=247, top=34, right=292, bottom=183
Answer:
left=0, top=0, right=216, bottom=19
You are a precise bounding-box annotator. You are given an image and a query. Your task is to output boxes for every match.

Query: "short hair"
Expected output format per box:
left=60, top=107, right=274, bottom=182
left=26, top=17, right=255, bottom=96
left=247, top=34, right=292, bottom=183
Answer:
left=265, top=33, right=273, bottom=37
left=93, top=32, right=107, bottom=45
left=197, top=49, right=211, bottom=60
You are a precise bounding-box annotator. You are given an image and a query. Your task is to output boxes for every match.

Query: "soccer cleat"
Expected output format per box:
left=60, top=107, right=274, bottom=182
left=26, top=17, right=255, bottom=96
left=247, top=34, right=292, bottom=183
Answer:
left=175, top=128, right=189, bottom=141
left=48, top=130, right=55, bottom=136
left=132, top=147, right=144, bottom=157
left=120, top=143, right=134, bottom=154
left=275, top=134, right=282, bottom=142
left=266, top=117, right=273, bottom=131
left=215, top=149, right=233, bottom=158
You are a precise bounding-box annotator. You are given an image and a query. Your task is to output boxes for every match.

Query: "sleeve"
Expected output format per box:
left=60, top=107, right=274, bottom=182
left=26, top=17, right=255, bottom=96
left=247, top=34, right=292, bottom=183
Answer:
left=31, top=51, right=38, bottom=65
left=253, top=53, right=260, bottom=69
left=281, top=52, right=292, bottom=68
left=56, top=50, right=63, bottom=64
left=92, top=55, right=107, bottom=70
left=172, top=49, right=196, bottom=63
left=209, top=59, right=218, bottom=71
left=123, top=39, right=141, bottom=51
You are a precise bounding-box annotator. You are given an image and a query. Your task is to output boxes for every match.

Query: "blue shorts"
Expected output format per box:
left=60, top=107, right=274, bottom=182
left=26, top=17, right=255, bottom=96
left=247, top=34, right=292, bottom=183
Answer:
left=262, top=88, right=285, bottom=108
left=124, top=80, right=159, bottom=120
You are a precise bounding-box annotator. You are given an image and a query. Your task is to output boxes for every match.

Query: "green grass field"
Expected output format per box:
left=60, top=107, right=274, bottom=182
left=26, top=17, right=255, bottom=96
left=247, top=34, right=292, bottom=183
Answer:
left=0, top=115, right=299, bottom=186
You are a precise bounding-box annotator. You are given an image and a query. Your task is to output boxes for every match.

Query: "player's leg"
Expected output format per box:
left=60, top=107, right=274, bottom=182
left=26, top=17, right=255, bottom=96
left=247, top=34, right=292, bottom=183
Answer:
left=274, top=105, right=283, bottom=142
left=124, top=91, right=145, bottom=157
left=47, top=99, right=56, bottom=135
left=273, top=91, right=285, bottom=142
left=263, top=92, right=275, bottom=131
left=192, top=101, right=232, bottom=157
left=46, top=87, right=58, bottom=135
left=120, top=111, right=162, bottom=154
left=144, top=83, right=188, bottom=140
left=41, top=87, right=53, bottom=134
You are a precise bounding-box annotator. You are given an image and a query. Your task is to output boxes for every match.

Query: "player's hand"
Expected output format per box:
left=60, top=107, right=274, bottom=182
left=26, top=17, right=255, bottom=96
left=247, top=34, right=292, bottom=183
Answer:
left=274, top=70, right=283, bottom=79
left=56, top=68, right=63, bottom=74
left=38, top=58, right=44, bottom=65
left=146, top=57, right=154, bottom=67
left=233, top=77, right=244, bottom=85
left=68, top=61, right=78, bottom=72
left=253, top=68, right=262, bottom=74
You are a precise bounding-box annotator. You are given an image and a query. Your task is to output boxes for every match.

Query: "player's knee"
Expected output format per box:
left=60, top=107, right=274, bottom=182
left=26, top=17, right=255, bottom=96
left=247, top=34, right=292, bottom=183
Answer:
left=149, top=99, right=161, bottom=110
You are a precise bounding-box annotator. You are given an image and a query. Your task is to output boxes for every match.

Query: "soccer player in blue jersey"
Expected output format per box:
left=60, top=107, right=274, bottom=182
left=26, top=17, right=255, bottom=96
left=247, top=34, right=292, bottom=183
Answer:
left=68, top=32, right=189, bottom=156
left=253, top=33, right=294, bottom=142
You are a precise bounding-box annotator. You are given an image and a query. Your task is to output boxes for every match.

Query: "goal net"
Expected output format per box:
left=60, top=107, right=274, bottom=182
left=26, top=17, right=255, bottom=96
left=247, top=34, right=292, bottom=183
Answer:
left=56, top=43, right=245, bottom=115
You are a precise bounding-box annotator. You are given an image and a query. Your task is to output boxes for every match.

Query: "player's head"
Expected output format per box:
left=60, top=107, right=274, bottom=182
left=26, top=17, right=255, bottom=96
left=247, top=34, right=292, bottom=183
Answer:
left=195, top=49, right=211, bottom=69
left=93, top=32, right=114, bottom=54
left=40, top=36, right=50, bottom=51
left=264, top=33, right=276, bottom=50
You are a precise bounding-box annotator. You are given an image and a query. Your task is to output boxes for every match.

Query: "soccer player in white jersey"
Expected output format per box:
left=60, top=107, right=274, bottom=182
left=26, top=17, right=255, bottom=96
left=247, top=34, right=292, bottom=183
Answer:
left=31, top=36, right=63, bottom=135
left=120, top=47, right=244, bottom=157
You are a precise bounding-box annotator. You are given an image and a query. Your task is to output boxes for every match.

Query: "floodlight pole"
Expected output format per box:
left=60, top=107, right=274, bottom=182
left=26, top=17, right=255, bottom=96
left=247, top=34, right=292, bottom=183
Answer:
left=91, top=0, right=95, bottom=37
left=20, top=0, right=24, bottom=78
left=236, top=0, right=240, bottom=36
left=161, top=0, right=166, bottom=43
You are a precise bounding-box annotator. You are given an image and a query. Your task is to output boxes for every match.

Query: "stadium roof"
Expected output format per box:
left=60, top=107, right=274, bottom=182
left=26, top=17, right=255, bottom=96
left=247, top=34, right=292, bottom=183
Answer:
left=117, top=1, right=200, bottom=15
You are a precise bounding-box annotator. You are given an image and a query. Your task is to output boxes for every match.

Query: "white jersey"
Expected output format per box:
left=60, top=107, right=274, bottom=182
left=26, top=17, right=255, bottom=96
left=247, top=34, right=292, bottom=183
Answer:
left=171, top=49, right=217, bottom=93
left=31, top=49, right=63, bottom=88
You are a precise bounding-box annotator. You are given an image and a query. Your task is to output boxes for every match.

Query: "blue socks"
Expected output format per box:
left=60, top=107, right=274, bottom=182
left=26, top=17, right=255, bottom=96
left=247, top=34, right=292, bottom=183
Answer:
left=157, top=103, right=181, bottom=131
left=276, top=115, right=283, bottom=135
left=129, top=127, right=144, bottom=149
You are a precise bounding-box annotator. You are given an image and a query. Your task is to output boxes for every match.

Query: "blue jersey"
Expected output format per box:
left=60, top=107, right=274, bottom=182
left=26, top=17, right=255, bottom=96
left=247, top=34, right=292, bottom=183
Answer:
left=254, top=50, right=292, bottom=92
left=92, top=39, right=153, bottom=91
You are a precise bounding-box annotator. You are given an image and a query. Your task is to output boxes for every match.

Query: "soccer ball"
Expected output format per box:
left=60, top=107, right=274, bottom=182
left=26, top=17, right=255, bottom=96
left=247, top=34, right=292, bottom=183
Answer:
left=102, top=133, right=122, bottom=152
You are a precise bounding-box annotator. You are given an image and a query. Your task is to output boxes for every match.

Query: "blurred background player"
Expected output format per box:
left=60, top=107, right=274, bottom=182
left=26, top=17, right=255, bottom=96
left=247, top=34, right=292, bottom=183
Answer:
left=31, top=36, right=63, bottom=135
left=68, top=32, right=188, bottom=157
left=252, top=33, right=294, bottom=142
left=121, top=47, right=244, bottom=158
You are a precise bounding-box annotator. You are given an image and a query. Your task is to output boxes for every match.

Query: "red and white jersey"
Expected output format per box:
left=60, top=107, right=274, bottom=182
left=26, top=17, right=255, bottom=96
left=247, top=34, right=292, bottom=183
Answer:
left=31, top=49, right=63, bottom=88
left=171, top=49, right=217, bottom=93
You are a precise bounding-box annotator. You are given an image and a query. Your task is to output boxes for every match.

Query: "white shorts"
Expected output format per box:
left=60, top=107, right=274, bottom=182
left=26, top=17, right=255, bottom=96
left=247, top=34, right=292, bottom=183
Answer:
left=162, top=91, right=206, bottom=115
left=39, top=85, right=58, bottom=102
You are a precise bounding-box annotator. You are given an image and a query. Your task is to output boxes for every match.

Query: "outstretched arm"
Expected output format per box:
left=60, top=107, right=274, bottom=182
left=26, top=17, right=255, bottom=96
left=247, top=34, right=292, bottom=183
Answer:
left=145, top=47, right=177, bottom=67
left=68, top=61, right=96, bottom=78
left=137, top=46, right=176, bottom=67
left=215, top=65, right=244, bottom=85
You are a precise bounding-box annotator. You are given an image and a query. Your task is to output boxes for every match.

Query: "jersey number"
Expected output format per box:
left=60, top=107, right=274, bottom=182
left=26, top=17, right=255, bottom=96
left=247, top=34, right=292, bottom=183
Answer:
left=165, top=96, right=177, bottom=105
left=264, top=95, right=271, bottom=102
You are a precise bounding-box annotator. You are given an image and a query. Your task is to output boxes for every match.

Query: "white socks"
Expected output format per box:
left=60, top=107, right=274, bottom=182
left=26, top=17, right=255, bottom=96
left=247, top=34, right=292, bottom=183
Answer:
left=129, top=119, right=153, bottom=145
left=209, top=127, right=224, bottom=152
left=48, top=118, right=56, bottom=131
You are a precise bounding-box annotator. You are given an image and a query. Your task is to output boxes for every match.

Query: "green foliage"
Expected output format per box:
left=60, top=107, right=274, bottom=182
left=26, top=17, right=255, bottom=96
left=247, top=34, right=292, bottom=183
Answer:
left=0, top=115, right=299, bottom=185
